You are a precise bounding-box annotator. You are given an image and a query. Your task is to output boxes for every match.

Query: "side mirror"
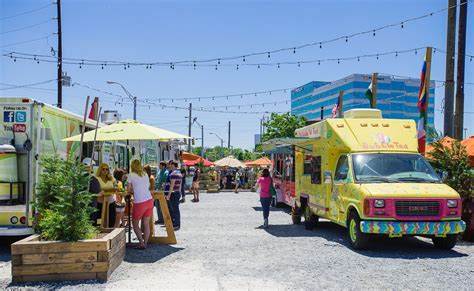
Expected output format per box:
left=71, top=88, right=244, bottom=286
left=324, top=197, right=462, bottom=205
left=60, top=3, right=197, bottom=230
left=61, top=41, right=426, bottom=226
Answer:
left=441, top=171, right=448, bottom=182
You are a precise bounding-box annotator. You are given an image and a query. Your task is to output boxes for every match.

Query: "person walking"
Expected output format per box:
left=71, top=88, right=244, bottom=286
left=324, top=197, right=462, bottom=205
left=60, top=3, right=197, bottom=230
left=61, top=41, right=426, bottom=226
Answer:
left=127, top=159, right=154, bottom=249
left=234, top=168, right=241, bottom=193
left=95, top=163, right=116, bottom=228
left=180, top=168, right=187, bottom=203
left=154, top=162, right=168, bottom=225
left=255, top=168, right=273, bottom=228
left=164, top=160, right=183, bottom=230
left=191, top=164, right=200, bottom=202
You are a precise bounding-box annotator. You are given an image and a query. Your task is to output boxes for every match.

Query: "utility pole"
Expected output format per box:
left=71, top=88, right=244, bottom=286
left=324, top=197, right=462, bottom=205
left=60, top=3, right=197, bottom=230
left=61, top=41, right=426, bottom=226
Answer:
left=338, top=91, right=344, bottom=118
left=444, top=0, right=457, bottom=137
left=371, top=73, right=378, bottom=108
left=201, top=124, right=204, bottom=158
left=188, top=103, right=192, bottom=152
left=56, top=0, right=63, bottom=108
left=454, top=0, right=468, bottom=140
left=228, top=121, right=231, bottom=149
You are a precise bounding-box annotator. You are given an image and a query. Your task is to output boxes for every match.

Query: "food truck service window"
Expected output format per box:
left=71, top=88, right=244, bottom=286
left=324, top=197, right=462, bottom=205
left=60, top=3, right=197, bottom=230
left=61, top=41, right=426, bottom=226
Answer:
left=311, top=156, right=322, bottom=184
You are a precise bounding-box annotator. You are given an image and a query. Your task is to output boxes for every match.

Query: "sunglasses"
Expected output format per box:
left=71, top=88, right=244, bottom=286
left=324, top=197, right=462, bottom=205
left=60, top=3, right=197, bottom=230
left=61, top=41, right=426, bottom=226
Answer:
left=102, top=168, right=109, bottom=171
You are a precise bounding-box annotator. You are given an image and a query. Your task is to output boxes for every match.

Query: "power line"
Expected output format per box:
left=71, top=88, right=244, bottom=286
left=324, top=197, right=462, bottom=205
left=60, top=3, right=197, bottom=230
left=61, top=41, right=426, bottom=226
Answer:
left=0, top=79, right=57, bottom=90
left=0, top=19, right=55, bottom=35
left=0, top=3, right=53, bottom=20
left=0, top=33, right=55, bottom=48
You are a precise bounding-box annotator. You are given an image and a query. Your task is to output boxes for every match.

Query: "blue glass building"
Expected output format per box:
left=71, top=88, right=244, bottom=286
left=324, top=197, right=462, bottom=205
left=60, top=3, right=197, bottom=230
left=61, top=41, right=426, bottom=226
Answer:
left=291, top=74, right=435, bottom=129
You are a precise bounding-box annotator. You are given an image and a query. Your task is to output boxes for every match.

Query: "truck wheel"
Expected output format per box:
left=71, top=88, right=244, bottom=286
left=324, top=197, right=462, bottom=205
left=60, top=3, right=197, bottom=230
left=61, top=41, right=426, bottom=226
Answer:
left=291, top=206, right=301, bottom=224
left=304, top=206, right=318, bottom=230
left=347, top=211, right=369, bottom=250
left=432, top=234, right=458, bottom=250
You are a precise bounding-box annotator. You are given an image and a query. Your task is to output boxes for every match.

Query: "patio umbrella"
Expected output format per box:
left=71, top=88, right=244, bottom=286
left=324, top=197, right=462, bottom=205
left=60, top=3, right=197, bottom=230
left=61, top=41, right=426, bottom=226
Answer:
left=183, top=158, right=214, bottom=167
left=214, top=155, right=246, bottom=168
left=425, top=136, right=456, bottom=154
left=246, top=157, right=272, bottom=167
left=181, top=151, right=202, bottom=161
left=62, top=119, right=190, bottom=142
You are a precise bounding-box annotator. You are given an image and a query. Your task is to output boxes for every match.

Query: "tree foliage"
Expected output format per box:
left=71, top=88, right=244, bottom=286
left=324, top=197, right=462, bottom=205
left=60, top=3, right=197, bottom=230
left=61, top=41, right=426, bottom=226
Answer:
left=427, top=140, right=473, bottom=199
left=34, top=156, right=97, bottom=241
left=262, top=112, right=307, bottom=142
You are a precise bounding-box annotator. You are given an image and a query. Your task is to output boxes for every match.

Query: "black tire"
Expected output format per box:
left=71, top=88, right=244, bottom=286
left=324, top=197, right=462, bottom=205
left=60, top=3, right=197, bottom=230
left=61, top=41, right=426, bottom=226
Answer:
left=304, top=206, right=318, bottom=230
left=432, top=234, right=458, bottom=250
left=347, top=211, right=370, bottom=250
left=291, top=207, right=301, bottom=224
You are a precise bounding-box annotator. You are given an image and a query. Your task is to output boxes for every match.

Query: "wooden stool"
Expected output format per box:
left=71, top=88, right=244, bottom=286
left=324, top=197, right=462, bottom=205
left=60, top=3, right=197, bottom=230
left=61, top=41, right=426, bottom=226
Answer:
left=147, top=191, right=176, bottom=245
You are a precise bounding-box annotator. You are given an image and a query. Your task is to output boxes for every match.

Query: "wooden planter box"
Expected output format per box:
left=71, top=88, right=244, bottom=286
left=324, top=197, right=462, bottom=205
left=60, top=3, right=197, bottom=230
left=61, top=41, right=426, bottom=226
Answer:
left=11, top=228, right=125, bottom=283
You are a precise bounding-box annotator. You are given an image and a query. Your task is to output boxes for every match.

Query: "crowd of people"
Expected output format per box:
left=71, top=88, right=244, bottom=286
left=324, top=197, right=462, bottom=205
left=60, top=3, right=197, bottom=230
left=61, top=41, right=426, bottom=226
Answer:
left=85, top=159, right=202, bottom=250
left=86, top=158, right=274, bottom=249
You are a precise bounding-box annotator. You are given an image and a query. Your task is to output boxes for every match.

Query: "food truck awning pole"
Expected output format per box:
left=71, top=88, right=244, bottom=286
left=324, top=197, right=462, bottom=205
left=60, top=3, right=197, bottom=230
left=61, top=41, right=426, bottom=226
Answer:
left=79, top=96, right=90, bottom=161
left=89, top=107, right=102, bottom=163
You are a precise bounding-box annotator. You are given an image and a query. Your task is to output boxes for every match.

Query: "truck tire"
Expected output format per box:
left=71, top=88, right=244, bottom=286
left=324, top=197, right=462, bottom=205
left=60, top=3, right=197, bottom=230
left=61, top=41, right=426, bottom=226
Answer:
left=432, top=234, right=458, bottom=250
left=347, top=211, right=369, bottom=250
left=291, top=207, right=301, bottom=224
left=304, top=206, right=318, bottom=230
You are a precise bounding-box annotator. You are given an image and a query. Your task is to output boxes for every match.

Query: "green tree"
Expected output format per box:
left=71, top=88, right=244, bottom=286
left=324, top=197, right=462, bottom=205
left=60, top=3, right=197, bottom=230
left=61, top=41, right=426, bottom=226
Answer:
left=427, top=140, right=473, bottom=199
left=262, top=112, right=307, bottom=142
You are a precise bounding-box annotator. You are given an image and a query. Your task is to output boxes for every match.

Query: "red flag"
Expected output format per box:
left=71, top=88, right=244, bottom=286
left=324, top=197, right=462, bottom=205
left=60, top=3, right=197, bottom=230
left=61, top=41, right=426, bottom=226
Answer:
left=88, top=98, right=98, bottom=120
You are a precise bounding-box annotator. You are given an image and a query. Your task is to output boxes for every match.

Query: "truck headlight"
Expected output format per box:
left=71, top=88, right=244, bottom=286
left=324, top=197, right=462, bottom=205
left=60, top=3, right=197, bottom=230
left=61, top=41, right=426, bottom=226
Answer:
left=447, top=200, right=458, bottom=208
left=374, top=199, right=385, bottom=208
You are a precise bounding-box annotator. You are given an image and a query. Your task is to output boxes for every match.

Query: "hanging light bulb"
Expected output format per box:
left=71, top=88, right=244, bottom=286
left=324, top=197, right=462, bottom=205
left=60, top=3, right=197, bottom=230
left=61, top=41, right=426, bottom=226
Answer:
left=236, top=64, right=239, bottom=70
left=257, top=64, right=260, bottom=69
left=318, top=60, right=320, bottom=65
left=293, top=47, right=296, bottom=54
left=376, top=54, right=379, bottom=60
left=215, top=65, right=218, bottom=70
left=415, top=49, right=418, bottom=55
left=298, top=62, right=300, bottom=67
left=243, top=56, right=246, bottom=62
left=357, top=57, right=360, bottom=62
left=277, top=63, right=280, bottom=68
left=401, top=22, right=404, bottom=28
left=395, top=51, right=398, bottom=57
left=319, top=42, right=322, bottom=49
left=218, top=59, right=221, bottom=65
left=345, top=37, right=348, bottom=42
left=373, top=30, right=376, bottom=36
left=267, top=52, right=270, bottom=58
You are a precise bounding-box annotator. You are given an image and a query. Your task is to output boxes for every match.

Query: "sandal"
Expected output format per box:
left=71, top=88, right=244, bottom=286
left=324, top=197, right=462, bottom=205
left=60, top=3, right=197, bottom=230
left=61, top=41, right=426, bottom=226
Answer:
left=135, top=244, right=146, bottom=250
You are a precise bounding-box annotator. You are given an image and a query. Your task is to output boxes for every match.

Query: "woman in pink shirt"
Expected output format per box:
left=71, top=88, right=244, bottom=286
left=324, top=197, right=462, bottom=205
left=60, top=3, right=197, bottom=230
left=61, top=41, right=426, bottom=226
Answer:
left=255, top=168, right=273, bottom=228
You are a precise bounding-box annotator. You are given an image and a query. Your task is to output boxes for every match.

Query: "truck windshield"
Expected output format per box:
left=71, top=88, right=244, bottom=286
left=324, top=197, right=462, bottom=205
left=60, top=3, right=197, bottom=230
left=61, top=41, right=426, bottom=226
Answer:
left=352, top=153, right=441, bottom=183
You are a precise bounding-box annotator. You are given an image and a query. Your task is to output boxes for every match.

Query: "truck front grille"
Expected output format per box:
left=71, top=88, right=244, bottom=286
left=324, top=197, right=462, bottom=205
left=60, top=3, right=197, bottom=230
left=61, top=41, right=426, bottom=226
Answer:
left=395, top=201, right=440, bottom=217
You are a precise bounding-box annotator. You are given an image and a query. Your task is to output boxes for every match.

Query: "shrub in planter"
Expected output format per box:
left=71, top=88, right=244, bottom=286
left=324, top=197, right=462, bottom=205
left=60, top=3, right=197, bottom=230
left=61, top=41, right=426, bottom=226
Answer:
left=33, top=155, right=97, bottom=241
left=12, top=156, right=125, bottom=282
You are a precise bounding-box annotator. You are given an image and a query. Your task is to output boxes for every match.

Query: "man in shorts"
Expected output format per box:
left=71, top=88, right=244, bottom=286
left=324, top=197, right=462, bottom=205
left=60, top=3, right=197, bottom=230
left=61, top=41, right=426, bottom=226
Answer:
left=191, top=164, right=200, bottom=202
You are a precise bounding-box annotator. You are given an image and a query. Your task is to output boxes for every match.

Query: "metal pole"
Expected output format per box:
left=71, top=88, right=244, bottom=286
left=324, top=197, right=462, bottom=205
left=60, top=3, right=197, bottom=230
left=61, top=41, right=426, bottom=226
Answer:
left=133, top=96, right=137, bottom=120
left=220, top=139, right=224, bottom=158
left=454, top=0, right=468, bottom=139
left=188, top=103, right=192, bottom=152
left=371, top=73, right=378, bottom=108
left=79, top=96, right=90, bottom=161
left=228, top=121, right=231, bottom=149
left=320, top=106, right=324, bottom=120
left=444, top=0, right=457, bottom=137
left=201, top=125, right=204, bottom=158
left=56, top=0, right=62, bottom=108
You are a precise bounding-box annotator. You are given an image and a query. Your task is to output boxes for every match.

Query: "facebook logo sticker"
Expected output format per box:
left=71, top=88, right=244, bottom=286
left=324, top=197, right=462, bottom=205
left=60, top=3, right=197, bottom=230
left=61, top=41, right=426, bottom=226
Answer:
left=15, top=111, right=27, bottom=122
left=3, top=111, right=15, bottom=123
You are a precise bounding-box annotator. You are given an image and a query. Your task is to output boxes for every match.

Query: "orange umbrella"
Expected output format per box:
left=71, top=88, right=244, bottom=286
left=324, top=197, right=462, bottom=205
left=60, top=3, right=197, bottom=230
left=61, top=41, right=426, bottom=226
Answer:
left=181, top=151, right=201, bottom=161
left=461, top=136, right=474, bottom=167
left=246, top=157, right=272, bottom=167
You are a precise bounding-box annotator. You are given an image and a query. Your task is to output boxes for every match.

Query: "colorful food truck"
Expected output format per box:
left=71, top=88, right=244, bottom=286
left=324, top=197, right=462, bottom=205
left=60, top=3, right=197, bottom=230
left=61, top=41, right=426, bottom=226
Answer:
left=288, top=109, right=465, bottom=249
left=0, top=97, right=101, bottom=236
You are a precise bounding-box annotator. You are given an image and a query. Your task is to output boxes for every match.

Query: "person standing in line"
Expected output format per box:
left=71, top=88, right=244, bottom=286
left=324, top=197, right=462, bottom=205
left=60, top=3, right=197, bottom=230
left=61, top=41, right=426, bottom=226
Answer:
left=83, top=158, right=100, bottom=225
left=255, top=168, right=273, bottom=228
left=113, top=169, right=126, bottom=228
left=164, top=160, right=183, bottom=230
left=191, top=164, right=201, bottom=202
left=127, top=159, right=153, bottom=249
left=154, top=162, right=168, bottom=225
left=95, top=163, right=116, bottom=228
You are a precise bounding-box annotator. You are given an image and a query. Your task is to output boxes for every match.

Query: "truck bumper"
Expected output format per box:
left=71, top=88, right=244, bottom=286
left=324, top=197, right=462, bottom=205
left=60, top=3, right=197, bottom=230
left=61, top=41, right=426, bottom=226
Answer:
left=0, top=226, right=34, bottom=236
left=360, top=220, right=466, bottom=235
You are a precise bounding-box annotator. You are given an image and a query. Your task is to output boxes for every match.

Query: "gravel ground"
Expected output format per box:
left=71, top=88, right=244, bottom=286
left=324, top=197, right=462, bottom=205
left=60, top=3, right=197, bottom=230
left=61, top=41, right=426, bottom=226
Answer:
left=1, top=191, right=473, bottom=290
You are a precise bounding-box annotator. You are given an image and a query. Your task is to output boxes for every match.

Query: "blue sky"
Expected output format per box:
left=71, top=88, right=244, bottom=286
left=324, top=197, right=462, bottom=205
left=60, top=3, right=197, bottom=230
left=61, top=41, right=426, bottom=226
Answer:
left=1, top=0, right=473, bottom=149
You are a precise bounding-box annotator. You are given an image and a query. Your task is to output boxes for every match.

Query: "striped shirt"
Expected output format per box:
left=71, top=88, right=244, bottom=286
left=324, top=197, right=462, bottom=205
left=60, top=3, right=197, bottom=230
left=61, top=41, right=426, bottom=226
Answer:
left=165, top=170, right=183, bottom=193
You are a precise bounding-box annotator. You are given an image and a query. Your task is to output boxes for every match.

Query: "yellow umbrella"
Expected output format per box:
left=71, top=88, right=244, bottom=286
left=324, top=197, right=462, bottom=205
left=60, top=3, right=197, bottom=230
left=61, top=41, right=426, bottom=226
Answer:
left=214, top=155, right=246, bottom=168
left=62, top=119, right=191, bottom=142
